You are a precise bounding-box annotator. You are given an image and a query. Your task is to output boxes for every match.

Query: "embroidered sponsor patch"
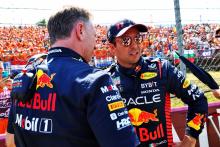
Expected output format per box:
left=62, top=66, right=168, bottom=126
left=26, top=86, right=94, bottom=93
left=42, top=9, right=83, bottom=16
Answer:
left=148, top=63, right=157, bottom=70
left=36, top=69, right=56, bottom=89
left=128, top=108, right=159, bottom=126
left=100, top=85, right=118, bottom=93
left=140, top=72, right=157, bottom=80
left=183, top=79, right=190, bottom=88
left=108, top=101, right=125, bottom=111
left=187, top=113, right=204, bottom=131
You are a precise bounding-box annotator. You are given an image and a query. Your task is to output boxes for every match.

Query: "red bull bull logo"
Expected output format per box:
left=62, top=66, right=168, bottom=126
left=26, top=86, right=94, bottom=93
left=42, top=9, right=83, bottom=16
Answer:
left=128, top=108, right=159, bottom=126
left=187, top=113, right=204, bottom=130
left=36, top=69, right=56, bottom=89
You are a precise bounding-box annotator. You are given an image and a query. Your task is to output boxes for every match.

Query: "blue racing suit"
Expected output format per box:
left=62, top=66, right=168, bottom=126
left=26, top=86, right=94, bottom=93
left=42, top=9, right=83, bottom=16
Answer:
left=108, top=56, right=208, bottom=147
left=7, top=47, right=139, bottom=147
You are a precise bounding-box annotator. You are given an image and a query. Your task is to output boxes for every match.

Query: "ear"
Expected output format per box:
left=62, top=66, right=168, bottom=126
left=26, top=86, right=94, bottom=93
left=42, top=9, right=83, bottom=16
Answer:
left=75, top=21, right=85, bottom=41
left=109, top=43, right=116, bottom=56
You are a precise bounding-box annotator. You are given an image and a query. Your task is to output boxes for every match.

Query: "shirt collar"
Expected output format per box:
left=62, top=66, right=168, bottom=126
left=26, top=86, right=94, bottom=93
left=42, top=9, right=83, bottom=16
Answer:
left=117, top=57, right=144, bottom=77
left=47, top=47, right=87, bottom=63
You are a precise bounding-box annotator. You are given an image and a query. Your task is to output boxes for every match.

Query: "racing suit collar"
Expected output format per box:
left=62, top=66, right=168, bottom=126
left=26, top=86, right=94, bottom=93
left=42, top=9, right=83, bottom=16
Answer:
left=47, top=47, right=87, bottom=63
left=117, top=57, right=144, bottom=77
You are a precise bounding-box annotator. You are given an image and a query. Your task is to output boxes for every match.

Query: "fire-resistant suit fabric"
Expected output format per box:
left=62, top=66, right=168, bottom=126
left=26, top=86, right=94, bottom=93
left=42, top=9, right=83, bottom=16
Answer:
left=108, top=57, right=208, bottom=147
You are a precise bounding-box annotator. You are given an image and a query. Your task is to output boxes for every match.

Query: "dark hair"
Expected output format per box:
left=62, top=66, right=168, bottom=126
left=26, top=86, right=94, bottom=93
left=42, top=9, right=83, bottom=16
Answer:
left=47, top=6, right=91, bottom=45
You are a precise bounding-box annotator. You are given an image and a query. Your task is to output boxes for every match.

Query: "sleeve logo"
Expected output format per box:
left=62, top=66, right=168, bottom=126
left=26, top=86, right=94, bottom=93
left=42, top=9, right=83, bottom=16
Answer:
left=108, top=101, right=125, bottom=111
left=140, top=72, right=157, bottom=80
left=187, top=113, right=204, bottom=130
left=183, top=79, right=190, bottom=88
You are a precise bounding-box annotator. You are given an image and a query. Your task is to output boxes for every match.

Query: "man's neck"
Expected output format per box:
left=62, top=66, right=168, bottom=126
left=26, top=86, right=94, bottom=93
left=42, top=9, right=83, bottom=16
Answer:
left=51, top=40, right=84, bottom=61
left=118, top=62, right=138, bottom=69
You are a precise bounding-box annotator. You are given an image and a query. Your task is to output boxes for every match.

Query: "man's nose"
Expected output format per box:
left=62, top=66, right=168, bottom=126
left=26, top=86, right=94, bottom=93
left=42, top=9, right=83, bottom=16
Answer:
left=130, top=39, right=139, bottom=49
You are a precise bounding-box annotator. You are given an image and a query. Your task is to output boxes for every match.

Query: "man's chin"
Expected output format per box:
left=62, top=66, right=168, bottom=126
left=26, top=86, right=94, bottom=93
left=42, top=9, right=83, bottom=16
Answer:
left=129, top=55, right=140, bottom=63
left=128, top=59, right=140, bottom=66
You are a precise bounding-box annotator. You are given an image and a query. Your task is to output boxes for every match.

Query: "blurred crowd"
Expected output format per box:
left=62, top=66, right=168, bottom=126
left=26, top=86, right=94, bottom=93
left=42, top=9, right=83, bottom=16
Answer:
left=0, top=26, right=48, bottom=65
left=0, top=24, right=220, bottom=67
left=94, top=23, right=220, bottom=67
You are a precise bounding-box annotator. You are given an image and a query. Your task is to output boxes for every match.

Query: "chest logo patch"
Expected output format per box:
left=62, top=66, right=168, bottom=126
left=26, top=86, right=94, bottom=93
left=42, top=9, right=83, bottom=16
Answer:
left=140, top=72, right=157, bottom=80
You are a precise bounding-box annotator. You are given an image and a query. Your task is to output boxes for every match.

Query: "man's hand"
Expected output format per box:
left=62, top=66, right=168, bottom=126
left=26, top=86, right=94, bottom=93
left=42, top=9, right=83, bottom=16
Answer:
left=174, top=135, right=196, bottom=147
left=212, top=88, right=220, bottom=99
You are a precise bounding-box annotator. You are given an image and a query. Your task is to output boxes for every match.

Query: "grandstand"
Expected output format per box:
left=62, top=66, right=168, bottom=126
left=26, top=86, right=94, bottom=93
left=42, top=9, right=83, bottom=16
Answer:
left=0, top=23, right=220, bottom=72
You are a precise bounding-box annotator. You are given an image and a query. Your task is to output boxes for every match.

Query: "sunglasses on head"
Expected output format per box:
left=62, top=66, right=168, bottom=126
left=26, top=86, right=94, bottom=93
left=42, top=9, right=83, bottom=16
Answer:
left=119, top=34, right=143, bottom=47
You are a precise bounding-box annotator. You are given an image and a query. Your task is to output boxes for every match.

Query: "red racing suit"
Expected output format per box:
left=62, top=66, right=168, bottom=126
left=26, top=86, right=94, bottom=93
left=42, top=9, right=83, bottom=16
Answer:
left=108, top=57, right=208, bottom=147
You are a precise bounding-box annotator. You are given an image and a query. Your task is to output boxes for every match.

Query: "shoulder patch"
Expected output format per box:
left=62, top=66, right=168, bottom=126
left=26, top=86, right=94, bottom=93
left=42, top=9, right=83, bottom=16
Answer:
left=183, top=79, right=190, bottom=88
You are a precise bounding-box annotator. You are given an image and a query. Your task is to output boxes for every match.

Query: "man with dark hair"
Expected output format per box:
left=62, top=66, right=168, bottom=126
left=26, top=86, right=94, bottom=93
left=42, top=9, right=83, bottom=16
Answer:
left=6, top=7, right=139, bottom=147
left=107, top=19, right=208, bottom=147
